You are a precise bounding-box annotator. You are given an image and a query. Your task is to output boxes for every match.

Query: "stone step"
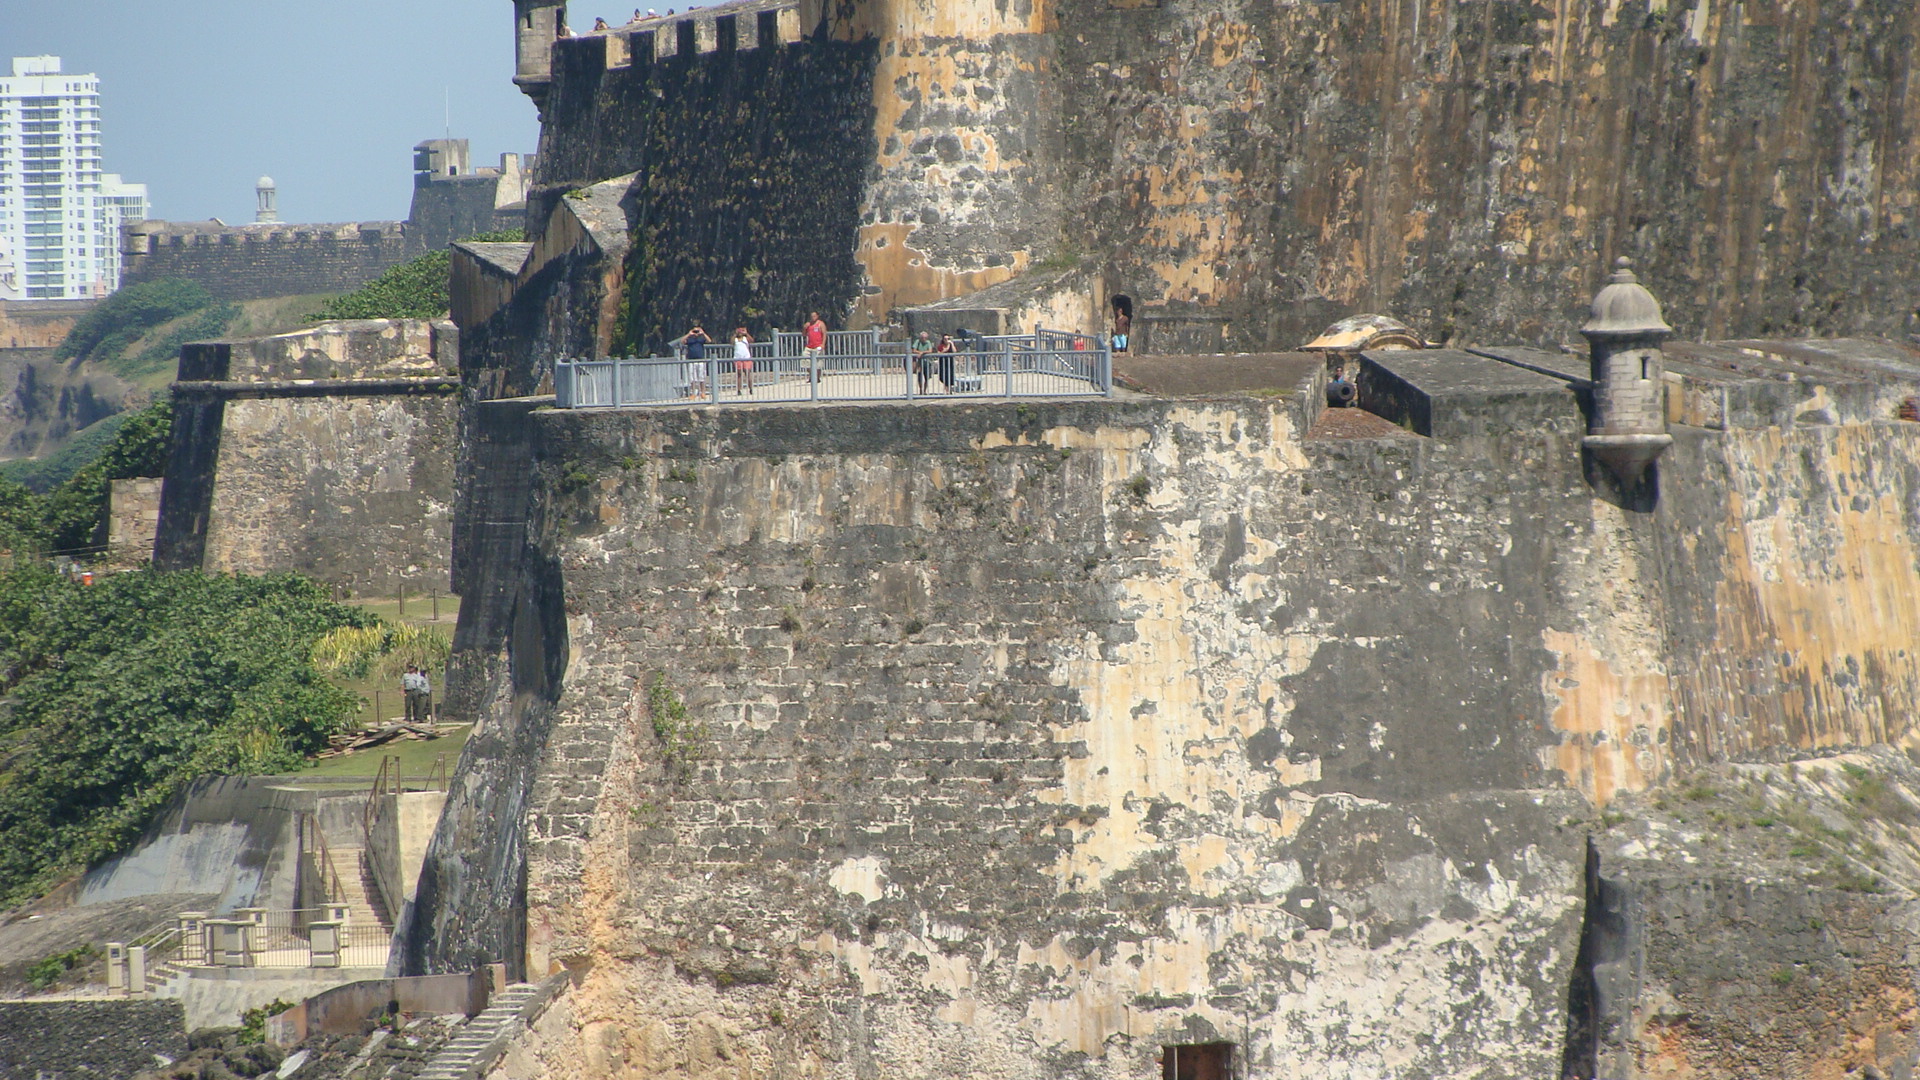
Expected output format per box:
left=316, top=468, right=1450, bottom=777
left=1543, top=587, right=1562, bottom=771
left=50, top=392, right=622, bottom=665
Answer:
left=413, top=984, right=549, bottom=1080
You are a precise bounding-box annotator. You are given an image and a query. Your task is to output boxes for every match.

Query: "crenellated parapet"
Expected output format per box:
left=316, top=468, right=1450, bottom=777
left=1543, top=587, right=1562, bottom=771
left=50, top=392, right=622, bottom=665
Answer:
left=518, top=0, right=824, bottom=112
left=118, top=219, right=419, bottom=303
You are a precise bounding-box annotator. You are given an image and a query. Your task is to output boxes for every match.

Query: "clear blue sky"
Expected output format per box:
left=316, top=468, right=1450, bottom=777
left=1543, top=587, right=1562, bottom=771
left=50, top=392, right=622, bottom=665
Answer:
left=6, top=1, right=545, bottom=224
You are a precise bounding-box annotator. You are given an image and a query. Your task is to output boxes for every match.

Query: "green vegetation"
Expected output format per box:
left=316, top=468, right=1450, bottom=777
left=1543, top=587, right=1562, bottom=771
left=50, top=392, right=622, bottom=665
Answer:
left=1, top=412, right=136, bottom=494
left=59, top=279, right=221, bottom=372
left=647, top=674, right=706, bottom=779
left=238, top=999, right=297, bottom=1044
left=0, top=397, right=172, bottom=557
left=35, top=398, right=172, bottom=553
left=310, top=229, right=524, bottom=322
left=0, top=569, right=373, bottom=903
left=118, top=301, right=240, bottom=379
left=26, top=944, right=99, bottom=990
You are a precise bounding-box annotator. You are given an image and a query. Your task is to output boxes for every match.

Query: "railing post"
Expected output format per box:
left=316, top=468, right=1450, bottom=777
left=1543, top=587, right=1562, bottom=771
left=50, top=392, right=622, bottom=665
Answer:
left=811, top=352, right=820, bottom=402
left=708, top=356, right=720, bottom=405
left=1103, top=343, right=1113, bottom=396
left=1004, top=341, right=1014, bottom=398
left=309, top=921, right=341, bottom=970
left=106, top=942, right=127, bottom=995
left=178, top=911, right=207, bottom=965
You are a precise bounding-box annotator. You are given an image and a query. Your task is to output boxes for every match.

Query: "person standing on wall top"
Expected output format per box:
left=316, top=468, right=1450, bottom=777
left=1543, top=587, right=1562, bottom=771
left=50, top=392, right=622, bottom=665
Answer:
left=732, top=327, right=756, bottom=395
left=803, top=311, right=828, bottom=384
left=680, top=323, right=711, bottom=398
left=935, top=333, right=958, bottom=393
left=911, top=332, right=934, bottom=394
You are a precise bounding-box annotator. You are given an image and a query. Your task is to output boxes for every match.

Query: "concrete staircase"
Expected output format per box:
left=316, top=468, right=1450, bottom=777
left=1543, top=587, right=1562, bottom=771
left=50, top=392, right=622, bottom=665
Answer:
left=326, top=844, right=391, bottom=932
left=415, top=982, right=548, bottom=1080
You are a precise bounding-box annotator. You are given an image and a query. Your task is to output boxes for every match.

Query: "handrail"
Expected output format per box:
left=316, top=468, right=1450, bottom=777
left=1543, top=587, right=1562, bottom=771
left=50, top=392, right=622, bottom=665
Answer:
left=554, top=339, right=1111, bottom=409
left=301, top=810, right=346, bottom=907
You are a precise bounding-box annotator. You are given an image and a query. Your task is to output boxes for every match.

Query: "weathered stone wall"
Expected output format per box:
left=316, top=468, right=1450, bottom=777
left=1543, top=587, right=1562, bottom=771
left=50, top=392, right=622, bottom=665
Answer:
left=152, top=321, right=460, bottom=595
left=200, top=393, right=457, bottom=595
left=532, top=27, right=877, bottom=353
left=516, top=0, right=1920, bottom=347
left=0, top=298, right=89, bottom=350
left=107, top=476, right=163, bottom=568
left=1050, top=0, right=1920, bottom=349
left=414, top=345, right=1920, bottom=1077
left=120, top=222, right=419, bottom=303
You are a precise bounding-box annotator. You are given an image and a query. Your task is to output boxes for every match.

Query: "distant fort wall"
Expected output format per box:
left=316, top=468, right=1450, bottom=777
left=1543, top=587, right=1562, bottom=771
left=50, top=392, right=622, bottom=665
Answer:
left=120, top=141, right=531, bottom=303
left=120, top=221, right=417, bottom=303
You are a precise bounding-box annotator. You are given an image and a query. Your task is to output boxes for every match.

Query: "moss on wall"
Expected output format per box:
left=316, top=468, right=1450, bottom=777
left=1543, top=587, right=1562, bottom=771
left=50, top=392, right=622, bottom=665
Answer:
left=539, top=34, right=878, bottom=352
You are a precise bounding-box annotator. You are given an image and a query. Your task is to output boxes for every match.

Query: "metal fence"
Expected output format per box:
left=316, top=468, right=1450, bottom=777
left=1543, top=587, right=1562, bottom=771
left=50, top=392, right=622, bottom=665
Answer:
left=555, top=328, right=1111, bottom=409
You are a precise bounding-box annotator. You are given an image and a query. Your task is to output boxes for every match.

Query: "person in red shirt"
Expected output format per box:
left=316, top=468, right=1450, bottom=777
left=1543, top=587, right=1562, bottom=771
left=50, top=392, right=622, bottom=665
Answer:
left=803, top=312, right=827, bottom=384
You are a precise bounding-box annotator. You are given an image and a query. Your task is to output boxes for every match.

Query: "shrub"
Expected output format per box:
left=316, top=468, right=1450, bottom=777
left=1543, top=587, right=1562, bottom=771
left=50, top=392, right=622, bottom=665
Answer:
left=25, top=944, right=98, bottom=990
left=60, top=279, right=213, bottom=366
left=310, top=229, right=525, bottom=322
left=36, top=396, right=172, bottom=554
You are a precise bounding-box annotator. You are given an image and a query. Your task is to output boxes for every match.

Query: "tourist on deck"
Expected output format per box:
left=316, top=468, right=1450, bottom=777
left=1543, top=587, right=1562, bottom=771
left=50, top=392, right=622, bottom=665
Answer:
left=682, top=323, right=711, bottom=398
left=803, top=312, right=828, bottom=384
left=911, top=332, right=934, bottom=394
left=732, top=327, right=756, bottom=394
left=935, top=333, right=958, bottom=393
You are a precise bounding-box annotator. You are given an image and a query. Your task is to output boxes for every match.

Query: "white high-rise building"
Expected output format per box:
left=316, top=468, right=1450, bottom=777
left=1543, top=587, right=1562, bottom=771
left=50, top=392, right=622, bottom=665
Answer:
left=0, top=56, right=148, bottom=300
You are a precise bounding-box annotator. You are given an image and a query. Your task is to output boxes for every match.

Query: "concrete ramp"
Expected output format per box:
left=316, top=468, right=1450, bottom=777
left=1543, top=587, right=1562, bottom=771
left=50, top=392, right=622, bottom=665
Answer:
left=79, top=778, right=318, bottom=913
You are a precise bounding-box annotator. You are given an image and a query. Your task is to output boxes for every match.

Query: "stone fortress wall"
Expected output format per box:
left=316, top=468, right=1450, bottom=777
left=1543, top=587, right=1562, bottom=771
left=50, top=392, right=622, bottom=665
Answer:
left=119, top=140, right=531, bottom=303
left=151, top=319, right=460, bottom=596
left=390, top=3, right=1920, bottom=1078
left=409, top=322, right=1920, bottom=1080
left=520, top=0, right=1920, bottom=350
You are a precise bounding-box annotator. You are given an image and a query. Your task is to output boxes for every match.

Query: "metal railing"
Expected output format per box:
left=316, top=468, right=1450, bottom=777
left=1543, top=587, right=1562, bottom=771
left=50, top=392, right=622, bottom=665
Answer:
left=299, top=810, right=347, bottom=909
left=107, top=906, right=392, bottom=992
left=557, top=328, right=1111, bottom=409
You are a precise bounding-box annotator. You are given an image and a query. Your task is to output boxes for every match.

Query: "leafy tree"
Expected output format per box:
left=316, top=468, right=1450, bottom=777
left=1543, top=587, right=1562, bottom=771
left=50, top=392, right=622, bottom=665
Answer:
left=59, top=279, right=213, bottom=366
left=0, top=569, right=372, bottom=903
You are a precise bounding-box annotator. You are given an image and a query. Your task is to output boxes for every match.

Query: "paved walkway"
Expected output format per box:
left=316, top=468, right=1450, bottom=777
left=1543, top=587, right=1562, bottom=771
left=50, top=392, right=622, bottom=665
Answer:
left=582, top=364, right=1108, bottom=408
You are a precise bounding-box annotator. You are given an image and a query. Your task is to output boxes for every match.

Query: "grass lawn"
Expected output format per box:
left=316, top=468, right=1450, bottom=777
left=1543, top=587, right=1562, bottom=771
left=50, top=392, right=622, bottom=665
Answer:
left=282, top=723, right=472, bottom=784
left=274, top=592, right=464, bottom=785
left=344, top=594, right=458, bottom=628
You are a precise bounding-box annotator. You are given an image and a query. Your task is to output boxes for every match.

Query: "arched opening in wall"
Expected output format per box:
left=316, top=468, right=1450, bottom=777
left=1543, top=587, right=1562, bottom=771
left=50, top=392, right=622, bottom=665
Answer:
left=1162, top=1042, right=1233, bottom=1080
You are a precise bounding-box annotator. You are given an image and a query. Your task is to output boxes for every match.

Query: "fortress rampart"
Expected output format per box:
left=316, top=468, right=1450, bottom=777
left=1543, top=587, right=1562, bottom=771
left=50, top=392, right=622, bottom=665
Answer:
left=408, top=330, right=1920, bottom=1078
left=152, top=319, right=459, bottom=595
left=518, top=0, right=1920, bottom=350
left=120, top=221, right=418, bottom=303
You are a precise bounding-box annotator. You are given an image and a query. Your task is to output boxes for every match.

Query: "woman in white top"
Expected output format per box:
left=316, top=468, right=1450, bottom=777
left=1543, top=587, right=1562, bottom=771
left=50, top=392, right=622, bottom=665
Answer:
left=732, top=327, right=756, bottom=395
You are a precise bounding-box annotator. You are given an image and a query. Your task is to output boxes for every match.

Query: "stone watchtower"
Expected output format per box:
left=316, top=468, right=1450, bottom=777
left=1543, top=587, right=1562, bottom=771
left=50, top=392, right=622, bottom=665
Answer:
left=513, top=0, right=568, bottom=109
left=1580, top=258, right=1674, bottom=485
